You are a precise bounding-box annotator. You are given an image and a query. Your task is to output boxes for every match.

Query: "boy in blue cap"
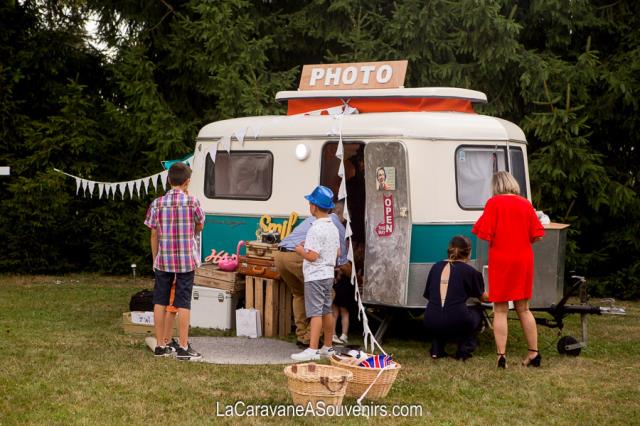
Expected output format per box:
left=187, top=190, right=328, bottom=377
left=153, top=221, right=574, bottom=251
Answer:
left=291, top=185, right=341, bottom=362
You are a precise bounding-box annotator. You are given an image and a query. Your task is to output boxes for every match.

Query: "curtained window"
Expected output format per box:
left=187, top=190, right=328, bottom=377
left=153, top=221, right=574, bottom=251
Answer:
left=455, top=146, right=527, bottom=209
left=204, top=151, right=273, bottom=200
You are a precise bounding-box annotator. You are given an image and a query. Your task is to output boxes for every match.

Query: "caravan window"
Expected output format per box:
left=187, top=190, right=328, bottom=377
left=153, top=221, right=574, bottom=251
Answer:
left=455, top=146, right=527, bottom=209
left=204, top=151, right=273, bottom=200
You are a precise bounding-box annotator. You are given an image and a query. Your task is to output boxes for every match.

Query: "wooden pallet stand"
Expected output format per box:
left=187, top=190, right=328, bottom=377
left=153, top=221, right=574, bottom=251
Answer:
left=245, top=276, right=293, bottom=337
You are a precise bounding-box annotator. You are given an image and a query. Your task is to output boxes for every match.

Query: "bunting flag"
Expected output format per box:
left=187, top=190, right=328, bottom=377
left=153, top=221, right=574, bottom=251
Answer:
left=135, top=179, right=143, bottom=197
left=329, top=107, right=386, bottom=357
left=143, top=176, right=151, bottom=194
left=234, top=127, right=247, bottom=146
left=160, top=170, right=168, bottom=189
left=220, top=135, right=231, bottom=153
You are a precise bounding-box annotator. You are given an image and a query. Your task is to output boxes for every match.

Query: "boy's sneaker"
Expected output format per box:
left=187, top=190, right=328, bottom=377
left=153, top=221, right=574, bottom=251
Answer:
left=291, top=348, right=320, bottom=362
left=176, top=344, right=202, bottom=361
left=332, top=335, right=343, bottom=344
left=154, top=346, right=171, bottom=357
left=319, top=346, right=336, bottom=358
left=167, top=338, right=180, bottom=355
left=339, top=334, right=349, bottom=344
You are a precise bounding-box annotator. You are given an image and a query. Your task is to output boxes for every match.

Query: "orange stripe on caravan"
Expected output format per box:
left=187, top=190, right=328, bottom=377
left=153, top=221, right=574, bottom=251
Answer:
left=287, top=98, right=476, bottom=115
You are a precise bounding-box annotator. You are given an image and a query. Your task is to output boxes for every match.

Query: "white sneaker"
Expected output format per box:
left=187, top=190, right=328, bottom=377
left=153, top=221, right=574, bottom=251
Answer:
left=339, top=334, right=349, bottom=344
left=332, top=335, right=343, bottom=344
left=319, top=346, right=336, bottom=358
left=291, top=348, right=320, bottom=362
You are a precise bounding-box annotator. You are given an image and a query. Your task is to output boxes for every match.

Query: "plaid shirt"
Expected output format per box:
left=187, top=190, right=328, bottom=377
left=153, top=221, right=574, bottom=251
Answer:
left=144, top=189, right=204, bottom=273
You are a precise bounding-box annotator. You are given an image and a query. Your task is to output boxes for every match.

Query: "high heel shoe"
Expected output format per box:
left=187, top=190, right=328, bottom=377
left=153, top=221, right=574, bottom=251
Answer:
left=497, top=353, right=506, bottom=369
left=522, top=349, right=542, bottom=367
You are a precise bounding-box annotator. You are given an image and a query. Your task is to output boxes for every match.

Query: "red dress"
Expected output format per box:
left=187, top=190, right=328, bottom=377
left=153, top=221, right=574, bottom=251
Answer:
left=472, top=195, right=545, bottom=302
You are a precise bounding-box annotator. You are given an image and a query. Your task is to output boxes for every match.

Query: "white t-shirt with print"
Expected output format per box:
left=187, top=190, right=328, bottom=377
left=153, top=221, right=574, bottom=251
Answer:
left=302, top=217, right=340, bottom=282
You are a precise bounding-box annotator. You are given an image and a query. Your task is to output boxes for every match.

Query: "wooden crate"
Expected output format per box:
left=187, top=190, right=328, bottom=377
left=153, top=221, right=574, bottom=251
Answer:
left=196, top=264, right=242, bottom=282
left=195, top=264, right=244, bottom=293
left=122, top=312, right=177, bottom=336
left=245, top=276, right=293, bottom=337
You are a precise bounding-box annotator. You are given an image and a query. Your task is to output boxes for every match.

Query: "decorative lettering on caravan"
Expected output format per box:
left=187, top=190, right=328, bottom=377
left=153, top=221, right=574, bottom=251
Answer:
left=300, top=60, right=407, bottom=90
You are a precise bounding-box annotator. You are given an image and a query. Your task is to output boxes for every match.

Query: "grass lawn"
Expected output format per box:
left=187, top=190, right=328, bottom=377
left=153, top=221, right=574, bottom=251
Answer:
left=1, top=274, right=639, bottom=425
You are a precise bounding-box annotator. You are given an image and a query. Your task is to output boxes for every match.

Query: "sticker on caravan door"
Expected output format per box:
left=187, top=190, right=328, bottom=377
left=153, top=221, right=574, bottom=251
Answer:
left=376, top=194, right=394, bottom=237
left=376, top=166, right=395, bottom=191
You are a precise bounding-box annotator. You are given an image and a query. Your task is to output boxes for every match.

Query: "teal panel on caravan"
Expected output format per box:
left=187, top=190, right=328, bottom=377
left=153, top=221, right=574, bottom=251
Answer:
left=409, top=224, right=476, bottom=263
left=200, top=214, right=302, bottom=260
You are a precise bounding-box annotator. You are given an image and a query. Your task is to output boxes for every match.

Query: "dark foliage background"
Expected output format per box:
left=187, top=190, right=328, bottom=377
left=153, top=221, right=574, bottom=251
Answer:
left=1, top=0, right=638, bottom=298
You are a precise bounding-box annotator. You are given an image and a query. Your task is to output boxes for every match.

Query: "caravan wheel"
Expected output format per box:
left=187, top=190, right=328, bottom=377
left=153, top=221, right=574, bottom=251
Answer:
left=557, top=335, right=581, bottom=357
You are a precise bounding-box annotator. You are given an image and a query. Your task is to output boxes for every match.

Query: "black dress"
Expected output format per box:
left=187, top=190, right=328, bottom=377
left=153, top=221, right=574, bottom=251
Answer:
left=423, top=261, right=485, bottom=359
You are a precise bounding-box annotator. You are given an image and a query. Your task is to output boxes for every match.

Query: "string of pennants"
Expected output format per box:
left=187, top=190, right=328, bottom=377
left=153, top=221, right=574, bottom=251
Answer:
left=53, top=167, right=173, bottom=199
left=53, top=102, right=362, bottom=200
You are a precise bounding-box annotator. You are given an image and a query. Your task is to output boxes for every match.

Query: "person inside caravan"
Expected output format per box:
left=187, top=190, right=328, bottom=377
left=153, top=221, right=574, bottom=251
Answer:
left=274, top=195, right=348, bottom=349
left=346, top=146, right=366, bottom=284
left=423, top=236, right=488, bottom=360
left=472, top=171, right=544, bottom=368
left=331, top=200, right=356, bottom=345
left=291, top=186, right=341, bottom=362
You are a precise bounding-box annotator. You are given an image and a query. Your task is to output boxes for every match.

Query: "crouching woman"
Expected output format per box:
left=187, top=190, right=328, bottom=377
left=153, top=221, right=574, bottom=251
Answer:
left=423, top=236, right=488, bottom=360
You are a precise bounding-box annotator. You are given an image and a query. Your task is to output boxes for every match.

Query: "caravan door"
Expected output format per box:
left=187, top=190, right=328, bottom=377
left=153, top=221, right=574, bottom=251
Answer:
left=363, top=141, right=412, bottom=306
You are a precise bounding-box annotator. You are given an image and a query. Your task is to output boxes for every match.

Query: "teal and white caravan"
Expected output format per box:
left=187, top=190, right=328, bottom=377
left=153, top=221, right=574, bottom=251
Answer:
left=189, top=87, right=531, bottom=310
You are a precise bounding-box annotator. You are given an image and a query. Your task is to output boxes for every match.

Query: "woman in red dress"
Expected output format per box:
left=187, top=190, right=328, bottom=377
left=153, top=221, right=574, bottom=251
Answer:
left=473, top=171, right=545, bottom=368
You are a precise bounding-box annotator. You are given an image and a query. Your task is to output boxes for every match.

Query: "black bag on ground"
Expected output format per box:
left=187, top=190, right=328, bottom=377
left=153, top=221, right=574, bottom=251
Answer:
left=129, top=289, right=154, bottom=312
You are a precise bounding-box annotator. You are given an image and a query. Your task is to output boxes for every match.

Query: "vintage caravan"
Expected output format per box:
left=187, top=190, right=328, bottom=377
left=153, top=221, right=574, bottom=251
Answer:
left=189, top=83, right=536, bottom=310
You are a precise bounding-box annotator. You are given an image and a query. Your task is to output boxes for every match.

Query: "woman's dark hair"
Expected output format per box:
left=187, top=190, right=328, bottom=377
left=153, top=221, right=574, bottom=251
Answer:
left=448, top=235, right=472, bottom=261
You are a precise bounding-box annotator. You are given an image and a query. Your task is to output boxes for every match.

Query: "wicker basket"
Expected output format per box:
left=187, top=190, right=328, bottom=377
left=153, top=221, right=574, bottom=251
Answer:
left=283, top=363, right=353, bottom=407
left=329, top=355, right=401, bottom=401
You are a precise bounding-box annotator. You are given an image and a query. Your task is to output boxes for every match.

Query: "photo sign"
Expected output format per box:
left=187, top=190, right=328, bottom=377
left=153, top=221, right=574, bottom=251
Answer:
left=299, top=60, right=408, bottom=90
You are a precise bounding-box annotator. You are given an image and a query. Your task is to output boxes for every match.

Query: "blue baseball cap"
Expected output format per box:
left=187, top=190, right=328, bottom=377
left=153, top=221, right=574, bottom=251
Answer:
left=304, top=185, right=335, bottom=209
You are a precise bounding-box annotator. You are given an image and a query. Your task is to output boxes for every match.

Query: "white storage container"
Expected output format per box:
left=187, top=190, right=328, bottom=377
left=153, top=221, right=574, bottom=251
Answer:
left=190, top=285, right=238, bottom=330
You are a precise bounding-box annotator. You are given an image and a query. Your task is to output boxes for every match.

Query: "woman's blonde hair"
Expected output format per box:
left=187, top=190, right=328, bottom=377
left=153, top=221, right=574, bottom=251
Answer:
left=492, top=171, right=520, bottom=196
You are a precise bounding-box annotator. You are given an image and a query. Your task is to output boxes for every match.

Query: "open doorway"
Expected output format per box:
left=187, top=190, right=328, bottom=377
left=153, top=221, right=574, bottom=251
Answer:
left=320, top=141, right=366, bottom=287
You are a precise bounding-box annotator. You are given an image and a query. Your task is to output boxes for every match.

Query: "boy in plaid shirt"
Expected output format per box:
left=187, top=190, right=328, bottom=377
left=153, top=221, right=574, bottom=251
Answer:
left=144, top=163, right=204, bottom=360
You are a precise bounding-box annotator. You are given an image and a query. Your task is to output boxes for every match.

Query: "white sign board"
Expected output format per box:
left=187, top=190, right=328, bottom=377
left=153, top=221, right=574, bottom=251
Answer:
left=0, top=167, right=9, bottom=176
left=299, top=60, right=408, bottom=90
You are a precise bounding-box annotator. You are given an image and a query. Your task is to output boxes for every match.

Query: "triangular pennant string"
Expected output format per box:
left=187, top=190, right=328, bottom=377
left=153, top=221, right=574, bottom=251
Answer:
left=330, top=109, right=386, bottom=364
left=136, top=179, right=142, bottom=197
left=75, top=177, right=81, bottom=195
left=127, top=181, right=134, bottom=199
left=87, top=181, right=95, bottom=197
left=98, top=183, right=104, bottom=199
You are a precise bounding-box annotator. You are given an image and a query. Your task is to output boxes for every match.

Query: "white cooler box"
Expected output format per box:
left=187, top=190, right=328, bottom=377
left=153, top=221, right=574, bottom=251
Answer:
left=190, top=285, right=238, bottom=330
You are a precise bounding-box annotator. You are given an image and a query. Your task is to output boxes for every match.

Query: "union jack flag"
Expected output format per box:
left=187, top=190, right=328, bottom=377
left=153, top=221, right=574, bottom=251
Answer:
left=358, top=354, right=395, bottom=369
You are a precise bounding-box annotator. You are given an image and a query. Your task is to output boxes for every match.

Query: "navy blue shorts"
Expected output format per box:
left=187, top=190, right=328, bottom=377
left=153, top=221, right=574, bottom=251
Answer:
left=153, top=270, right=195, bottom=310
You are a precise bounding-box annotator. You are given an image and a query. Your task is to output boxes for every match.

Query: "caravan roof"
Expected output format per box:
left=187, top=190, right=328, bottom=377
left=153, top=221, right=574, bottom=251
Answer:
left=196, top=112, right=526, bottom=143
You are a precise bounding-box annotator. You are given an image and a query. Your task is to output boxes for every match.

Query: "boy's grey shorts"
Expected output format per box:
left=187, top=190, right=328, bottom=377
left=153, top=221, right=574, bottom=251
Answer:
left=304, top=278, right=334, bottom=318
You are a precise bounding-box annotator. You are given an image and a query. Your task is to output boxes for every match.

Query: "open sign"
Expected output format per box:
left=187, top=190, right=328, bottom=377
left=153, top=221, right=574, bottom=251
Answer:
left=299, top=60, right=407, bottom=90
